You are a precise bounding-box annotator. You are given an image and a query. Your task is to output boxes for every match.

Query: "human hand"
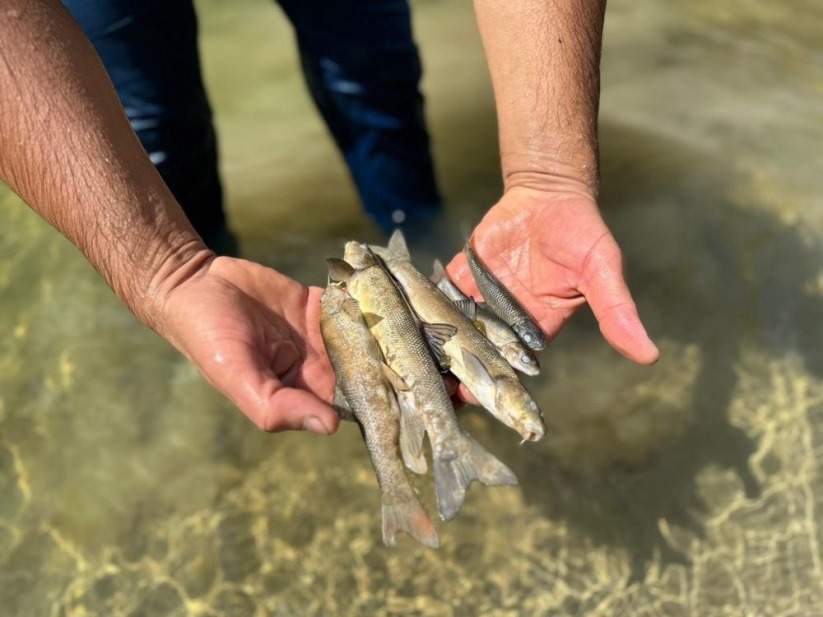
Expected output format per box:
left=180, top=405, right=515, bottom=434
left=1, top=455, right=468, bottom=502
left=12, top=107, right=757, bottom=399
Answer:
left=156, top=256, right=339, bottom=434
left=446, top=187, right=659, bottom=365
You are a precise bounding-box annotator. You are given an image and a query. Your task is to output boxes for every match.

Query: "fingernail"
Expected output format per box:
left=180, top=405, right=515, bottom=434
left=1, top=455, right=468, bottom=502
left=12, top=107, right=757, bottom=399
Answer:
left=303, top=416, right=329, bottom=435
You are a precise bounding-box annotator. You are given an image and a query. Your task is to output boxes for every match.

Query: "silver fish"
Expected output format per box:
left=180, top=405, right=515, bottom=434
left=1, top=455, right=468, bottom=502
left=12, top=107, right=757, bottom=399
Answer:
left=320, top=283, right=439, bottom=548
left=328, top=244, right=517, bottom=521
left=464, top=240, right=547, bottom=351
left=431, top=259, right=540, bottom=376
left=371, top=231, right=545, bottom=443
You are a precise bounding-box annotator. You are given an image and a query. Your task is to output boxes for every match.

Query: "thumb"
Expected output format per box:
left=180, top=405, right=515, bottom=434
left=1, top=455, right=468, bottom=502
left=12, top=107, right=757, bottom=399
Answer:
left=578, top=237, right=659, bottom=365
left=262, top=386, right=340, bottom=434
left=195, top=342, right=340, bottom=434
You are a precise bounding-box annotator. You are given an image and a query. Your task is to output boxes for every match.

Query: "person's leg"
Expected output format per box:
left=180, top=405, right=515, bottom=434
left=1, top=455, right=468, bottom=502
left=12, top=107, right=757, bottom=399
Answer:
left=277, top=0, right=443, bottom=233
left=63, top=0, right=236, bottom=254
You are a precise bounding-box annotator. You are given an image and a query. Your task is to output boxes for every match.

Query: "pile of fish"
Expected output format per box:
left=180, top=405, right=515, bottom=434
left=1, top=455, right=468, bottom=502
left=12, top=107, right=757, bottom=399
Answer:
left=320, top=230, right=547, bottom=549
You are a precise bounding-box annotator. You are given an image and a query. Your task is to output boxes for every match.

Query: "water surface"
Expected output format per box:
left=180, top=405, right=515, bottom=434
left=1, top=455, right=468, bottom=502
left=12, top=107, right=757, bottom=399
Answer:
left=1, top=0, right=822, bottom=615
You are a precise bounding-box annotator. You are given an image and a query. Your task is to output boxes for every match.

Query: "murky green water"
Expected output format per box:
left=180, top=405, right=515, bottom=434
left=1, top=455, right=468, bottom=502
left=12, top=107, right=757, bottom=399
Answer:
left=2, top=0, right=822, bottom=615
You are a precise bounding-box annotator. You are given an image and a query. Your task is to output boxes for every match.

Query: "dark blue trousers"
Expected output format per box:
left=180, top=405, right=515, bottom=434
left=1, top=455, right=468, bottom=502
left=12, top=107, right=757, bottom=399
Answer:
left=63, top=0, right=443, bottom=252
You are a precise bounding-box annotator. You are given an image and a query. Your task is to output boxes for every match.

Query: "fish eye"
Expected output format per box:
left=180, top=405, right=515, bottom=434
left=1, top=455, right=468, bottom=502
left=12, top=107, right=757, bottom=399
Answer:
left=529, top=401, right=538, bottom=411
left=521, top=355, right=532, bottom=364
left=523, top=333, right=533, bottom=342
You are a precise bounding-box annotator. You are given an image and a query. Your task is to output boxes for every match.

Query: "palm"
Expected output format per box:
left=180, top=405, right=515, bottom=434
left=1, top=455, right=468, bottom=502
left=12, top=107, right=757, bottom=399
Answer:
left=161, top=256, right=338, bottom=433
left=447, top=188, right=658, bottom=364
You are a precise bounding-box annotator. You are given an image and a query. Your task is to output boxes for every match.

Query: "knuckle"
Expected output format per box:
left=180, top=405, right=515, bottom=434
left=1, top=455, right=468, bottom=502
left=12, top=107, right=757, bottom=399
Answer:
left=255, top=408, right=286, bottom=433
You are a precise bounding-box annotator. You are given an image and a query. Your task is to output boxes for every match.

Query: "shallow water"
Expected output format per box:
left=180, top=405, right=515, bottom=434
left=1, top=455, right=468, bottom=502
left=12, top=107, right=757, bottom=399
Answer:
left=1, top=0, right=822, bottom=615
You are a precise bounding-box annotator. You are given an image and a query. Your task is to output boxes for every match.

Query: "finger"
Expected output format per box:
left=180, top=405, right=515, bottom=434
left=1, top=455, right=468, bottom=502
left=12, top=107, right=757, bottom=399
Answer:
left=444, top=376, right=469, bottom=410
left=443, top=375, right=460, bottom=397
left=202, top=346, right=339, bottom=434
left=266, top=386, right=341, bottom=434
left=578, top=239, right=659, bottom=365
left=456, top=383, right=479, bottom=406
left=445, top=253, right=480, bottom=299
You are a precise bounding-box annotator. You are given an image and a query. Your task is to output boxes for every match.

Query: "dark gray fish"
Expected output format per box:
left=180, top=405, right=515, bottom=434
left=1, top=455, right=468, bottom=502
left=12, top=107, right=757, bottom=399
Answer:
left=464, top=240, right=547, bottom=351
left=431, top=259, right=540, bottom=376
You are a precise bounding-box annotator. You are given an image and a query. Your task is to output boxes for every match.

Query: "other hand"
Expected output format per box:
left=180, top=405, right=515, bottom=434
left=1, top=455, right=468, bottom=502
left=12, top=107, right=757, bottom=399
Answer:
left=156, top=256, right=339, bottom=434
left=447, top=186, right=659, bottom=365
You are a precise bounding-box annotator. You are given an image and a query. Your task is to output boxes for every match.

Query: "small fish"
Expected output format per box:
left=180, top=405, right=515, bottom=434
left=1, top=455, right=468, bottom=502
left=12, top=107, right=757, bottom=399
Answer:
left=431, top=259, right=540, bottom=376
left=320, top=283, right=439, bottom=548
left=464, top=240, right=547, bottom=351
left=371, top=231, right=545, bottom=443
left=328, top=243, right=517, bottom=521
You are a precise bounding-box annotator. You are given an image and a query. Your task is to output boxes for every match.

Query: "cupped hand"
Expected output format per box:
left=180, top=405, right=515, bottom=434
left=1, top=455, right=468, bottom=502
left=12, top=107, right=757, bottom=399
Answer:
left=447, top=186, right=659, bottom=365
left=156, top=256, right=339, bottom=434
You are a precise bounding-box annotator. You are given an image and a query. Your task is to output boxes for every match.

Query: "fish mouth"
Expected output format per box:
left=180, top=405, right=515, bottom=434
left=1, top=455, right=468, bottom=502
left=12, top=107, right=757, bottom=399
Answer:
left=501, top=346, right=541, bottom=376
left=519, top=421, right=546, bottom=443
left=514, top=362, right=540, bottom=377
left=514, top=323, right=548, bottom=351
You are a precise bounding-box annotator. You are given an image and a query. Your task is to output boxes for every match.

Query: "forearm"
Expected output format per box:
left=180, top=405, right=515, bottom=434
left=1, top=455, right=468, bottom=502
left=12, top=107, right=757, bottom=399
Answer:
left=473, top=0, right=606, bottom=198
left=0, top=0, right=212, bottom=332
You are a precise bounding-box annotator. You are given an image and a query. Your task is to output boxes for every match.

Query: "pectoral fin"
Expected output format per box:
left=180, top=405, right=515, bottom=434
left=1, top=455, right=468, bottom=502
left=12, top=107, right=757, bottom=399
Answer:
left=341, top=297, right=362, bottom=321
left=333, top=386, right=355, bottom=421
left=460, top=348, right=495, bottom=388
left=453, top=298, right=477, bottom=321
left=397, top=396, right=428, bottom=474
left=382, top=363, right=409, bottom=392
left=422, top=322, right=458, bottom=372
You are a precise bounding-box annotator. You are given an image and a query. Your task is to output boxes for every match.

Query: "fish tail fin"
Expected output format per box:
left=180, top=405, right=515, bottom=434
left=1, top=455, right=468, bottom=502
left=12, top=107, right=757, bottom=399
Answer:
left=382, top=493, right=440, bottom=549
left=432, top=434, right=518, bottom=522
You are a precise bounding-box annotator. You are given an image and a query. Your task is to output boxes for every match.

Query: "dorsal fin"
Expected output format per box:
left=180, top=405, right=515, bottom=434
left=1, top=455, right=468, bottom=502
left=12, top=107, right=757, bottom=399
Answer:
left=387, top=229, right=411, bottom=261
left=327, top=258, right=355, bottom=283
left=431, top=259, right=447, bottom=284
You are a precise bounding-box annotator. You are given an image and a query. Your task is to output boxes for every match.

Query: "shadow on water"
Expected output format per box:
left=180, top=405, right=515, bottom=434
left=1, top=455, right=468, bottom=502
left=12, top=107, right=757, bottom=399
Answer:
left=500, top=117, right=823, bottom=583
left=2, top=0, right=821, bottom=613
left=217, top=61, right=823, bottom=589
left=216, top=51, right=821, bottom=581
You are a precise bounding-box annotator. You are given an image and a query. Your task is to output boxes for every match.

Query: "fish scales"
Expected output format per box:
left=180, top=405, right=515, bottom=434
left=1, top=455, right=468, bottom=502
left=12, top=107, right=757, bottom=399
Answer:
left=320, top=284, right=439, bottom=548
left=432, top=259, right=540, bottom=376
left=371, top=232, right=545, bottom=443
left=331, top=244, right=517, bottom=521
left=464, top=240, right=547, bottom=351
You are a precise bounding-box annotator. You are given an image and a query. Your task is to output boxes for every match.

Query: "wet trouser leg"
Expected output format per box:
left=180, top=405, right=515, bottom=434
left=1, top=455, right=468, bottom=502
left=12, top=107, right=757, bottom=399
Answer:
left=62, top=0, right=235, bottom=254
left=277, top=0, right=443, bottom=233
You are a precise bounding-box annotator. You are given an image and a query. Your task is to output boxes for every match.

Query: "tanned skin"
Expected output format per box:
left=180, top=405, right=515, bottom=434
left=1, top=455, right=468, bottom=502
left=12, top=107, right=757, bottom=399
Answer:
left=0, top=0, right=656, bottom=434
left=448, top=0, right=659, bottom=391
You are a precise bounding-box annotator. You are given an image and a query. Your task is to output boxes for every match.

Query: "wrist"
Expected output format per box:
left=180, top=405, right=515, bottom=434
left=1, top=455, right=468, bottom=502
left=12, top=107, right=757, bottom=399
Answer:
left=147, top=244, right=215, bottom=327
left=116, top=225, right=215, bottom=337
left=500, top=126, right=600, bottom=200
left=502, top=166, right=599, bottom=205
